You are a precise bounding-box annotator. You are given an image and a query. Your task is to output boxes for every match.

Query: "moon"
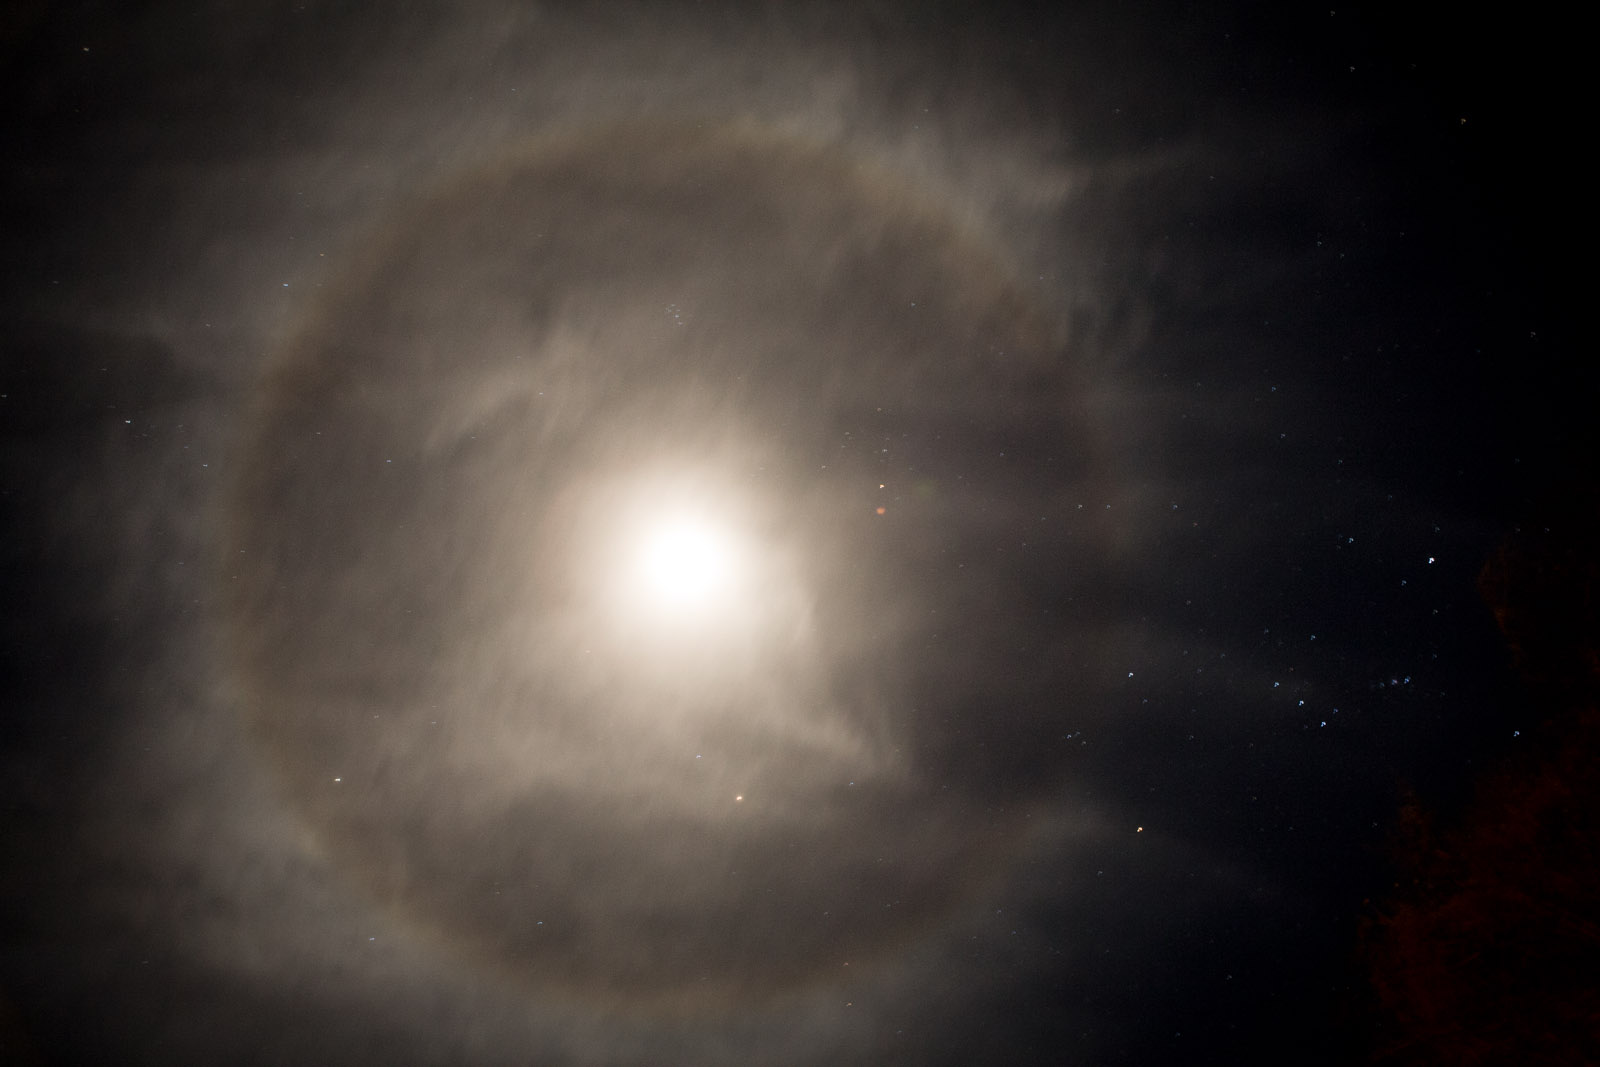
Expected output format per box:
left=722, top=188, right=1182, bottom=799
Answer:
left=633, top=512, right=741, bottom=615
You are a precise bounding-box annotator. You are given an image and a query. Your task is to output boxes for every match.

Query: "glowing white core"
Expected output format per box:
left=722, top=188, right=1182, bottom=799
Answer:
left=634, top=515, right=737, bottom=613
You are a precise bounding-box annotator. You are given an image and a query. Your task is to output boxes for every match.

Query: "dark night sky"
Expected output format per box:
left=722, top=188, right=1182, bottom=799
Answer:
left=1, top=3, right=1589, bottom=1064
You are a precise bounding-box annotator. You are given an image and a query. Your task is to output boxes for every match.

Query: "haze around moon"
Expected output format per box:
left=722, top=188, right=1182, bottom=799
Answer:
left=225, top=123, right=1112, bottom=1004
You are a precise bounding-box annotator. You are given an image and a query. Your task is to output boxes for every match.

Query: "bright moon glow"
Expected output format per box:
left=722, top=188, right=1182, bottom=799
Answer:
left=633, top=514, right=739, bottom=614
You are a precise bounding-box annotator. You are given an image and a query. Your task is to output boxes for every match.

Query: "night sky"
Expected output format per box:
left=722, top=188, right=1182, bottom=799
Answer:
left=2, top=3, right=1592, bottom=1064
